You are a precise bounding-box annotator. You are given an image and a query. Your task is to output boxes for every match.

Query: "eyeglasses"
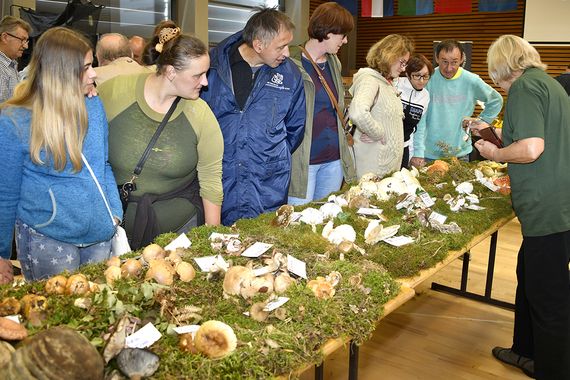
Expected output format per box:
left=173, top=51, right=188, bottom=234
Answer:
left=399, top=59, right=408, bottom=68
left=411, top=74, right=430, bottom=81
left=5, top=32, right=29, bottom=45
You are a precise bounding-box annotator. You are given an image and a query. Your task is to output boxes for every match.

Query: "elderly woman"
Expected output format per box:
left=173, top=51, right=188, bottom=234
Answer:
left=98, top=29, right=223, bottom=250
left=471, top=35, right=570, bottom=379
left=349, top=34, right=414, bottom=179
left=395, top=53, right=433, bottom=168
left=287, top=2, right=357, bottom=205
left=0, top=27, right=122, bottom=282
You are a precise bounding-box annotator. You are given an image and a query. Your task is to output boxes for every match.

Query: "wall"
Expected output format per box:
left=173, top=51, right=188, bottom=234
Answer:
left=310, top=0, right=570, bottom=85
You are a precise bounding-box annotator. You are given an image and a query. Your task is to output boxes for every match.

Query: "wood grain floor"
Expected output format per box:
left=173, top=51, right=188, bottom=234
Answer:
left=300, top=218, right=529, bottom=380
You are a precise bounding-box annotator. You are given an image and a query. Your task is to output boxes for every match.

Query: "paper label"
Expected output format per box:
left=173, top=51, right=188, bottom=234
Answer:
left=287, top=254, right=307, bottom=279
left=383, top=235, right=415, bottom=247
left=194, top=255, right=228, bottom=272
left=209, top=232, right=239, bottom=241
left=480, top=178, right=499, bottom=192
left=428, top=211, right=447, bottom=225
left=465, top=204, right=486, bottom=211
left=173, top=325, right=200, bottom=335
left=125, top=322, right=162, bottom=348
left=164, top=233, right=192, bottom=251
left=241, top=242, right=273, bottom=258
left=357, top=207, right=383, bottom=216
left=395, top=194, right=415, bottom=210
left=290, top=212, right=302, bottom=223
left=252, top=266, right=273, bottom=277
left=418, top=191, right=435, bottom=207
left=5, top=315, right=20, bottom=323
left=263, top=297, right=290, bottom=312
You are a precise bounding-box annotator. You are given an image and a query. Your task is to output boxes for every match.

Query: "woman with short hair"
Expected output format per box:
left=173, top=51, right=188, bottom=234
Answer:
left=472, top=34, right=570, bottom=379
left=349, top=34, right=414, bottom=179
left=288, top=2, right=357, bottom=205
left=98, top=28, right=223, bottom=250
left=0, top=27, right=123, bottom=282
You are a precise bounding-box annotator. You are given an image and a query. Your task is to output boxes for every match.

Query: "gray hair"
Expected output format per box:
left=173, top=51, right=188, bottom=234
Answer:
left=242, top=7, right=294, bottom=47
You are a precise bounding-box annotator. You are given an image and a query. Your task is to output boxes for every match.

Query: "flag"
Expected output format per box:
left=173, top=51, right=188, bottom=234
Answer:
left=398, top=0, right=434, bottom=16
left=479, top=0, right=517, bottom=12
left=434, top=0, right=471, bottom=14
left=335, top=0, right=358, bottom=16
left=361, top=0, right=394, bottom=17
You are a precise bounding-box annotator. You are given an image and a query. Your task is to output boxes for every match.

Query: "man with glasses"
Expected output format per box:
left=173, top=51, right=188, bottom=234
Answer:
left=410, top=40, right=502, bottom=167
left=0, top=16, right=31, bottom=104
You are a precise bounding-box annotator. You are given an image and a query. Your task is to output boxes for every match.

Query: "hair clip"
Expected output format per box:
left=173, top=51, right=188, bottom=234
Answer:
left=155, top=27, right=181, bottom=53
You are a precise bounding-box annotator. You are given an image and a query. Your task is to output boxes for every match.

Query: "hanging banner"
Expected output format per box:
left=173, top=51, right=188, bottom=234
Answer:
left=479, top=0, right=517, bottom=12
left=361, top=0, right=394, bottom=17
left=434, top=0, right=471, bottom=14
left=398, top=0, right=434, bottom=16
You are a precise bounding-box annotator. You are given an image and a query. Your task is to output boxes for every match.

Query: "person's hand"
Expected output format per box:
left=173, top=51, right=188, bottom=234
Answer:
left=86, top=85, right=98, bottom=98
left=0, top=258, right=14, bottom=285
left=464, top=118, right=490, bottom=137
left=409, top=157, right=426, bottom=168
left=474, top=139, right=499, bottom=161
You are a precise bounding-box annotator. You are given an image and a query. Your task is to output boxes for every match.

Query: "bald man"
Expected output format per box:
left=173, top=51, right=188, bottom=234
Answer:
left=129, top=35, right=146, bottom=65
left=95, top=33, right=150, bottom=85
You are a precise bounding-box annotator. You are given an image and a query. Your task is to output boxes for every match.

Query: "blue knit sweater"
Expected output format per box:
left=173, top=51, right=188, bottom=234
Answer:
left=0, top=96, right=123, bottom=258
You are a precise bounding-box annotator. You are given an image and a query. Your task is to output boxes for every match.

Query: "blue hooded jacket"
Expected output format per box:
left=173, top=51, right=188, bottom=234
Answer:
left=201, top=31, right=306, bottom=225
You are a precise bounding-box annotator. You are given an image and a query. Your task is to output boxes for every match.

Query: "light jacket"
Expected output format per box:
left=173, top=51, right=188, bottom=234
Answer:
left=287, top=45, right=356, bottom=198
left=0, top=97, right=122, bottom=258
left=200, top=31, right=306, bottom=226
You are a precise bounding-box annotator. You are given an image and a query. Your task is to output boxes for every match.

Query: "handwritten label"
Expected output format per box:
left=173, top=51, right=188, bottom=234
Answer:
left=383, top=235, right=415, bottom=247
left=287, top=254, right=307, bottom=279
left=263, top=297, right=290, bottom=312
left=252, top=266, right=273, bottom=277
left=241, top=242, right=273, bottom=258
left=173, top=325, right=200, bottom=335
left=418, top=191, right=435, bottom=207
left=126, top=322, right=162, bottom=348
left=194, top=255, right=228, bottom=272
left=164, top=233, right=191, bottom=251
left=428, top=211, right=447, bottom=225
left=357, top=207, right=384, bottom=216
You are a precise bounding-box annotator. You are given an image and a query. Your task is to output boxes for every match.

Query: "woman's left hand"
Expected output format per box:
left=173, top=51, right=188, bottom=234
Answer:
left=86, top=86, right=98, bottom=98
left=474, top=139, right=499, bottom=161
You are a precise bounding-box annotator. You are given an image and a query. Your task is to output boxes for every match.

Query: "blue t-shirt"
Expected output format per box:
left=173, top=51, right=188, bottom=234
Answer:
left=302, top=57, right=341, bottom=165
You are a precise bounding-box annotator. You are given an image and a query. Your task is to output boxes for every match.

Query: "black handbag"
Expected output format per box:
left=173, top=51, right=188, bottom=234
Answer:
left=117, top=96, right=181, bottom=214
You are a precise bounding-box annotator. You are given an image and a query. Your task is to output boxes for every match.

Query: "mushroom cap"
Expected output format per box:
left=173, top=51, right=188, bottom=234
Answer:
left=222, top=266, right=254, bottom=296
left=0, top=316, right=28, bottom=340
left=116, top=348, right=160, bottom=379
left=194, top=320, right=237, bottom=359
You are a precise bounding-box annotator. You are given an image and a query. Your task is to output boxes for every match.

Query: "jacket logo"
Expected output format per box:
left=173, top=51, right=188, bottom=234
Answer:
left=271, top=73, right=284, bottom=85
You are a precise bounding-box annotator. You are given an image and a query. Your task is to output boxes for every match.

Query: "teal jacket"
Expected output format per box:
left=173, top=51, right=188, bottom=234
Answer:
left=288, top=45, right=356, bottom=198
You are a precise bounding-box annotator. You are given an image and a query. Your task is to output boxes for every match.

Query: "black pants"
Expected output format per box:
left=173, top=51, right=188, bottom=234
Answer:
left=512, top=230, right=570, bottom=379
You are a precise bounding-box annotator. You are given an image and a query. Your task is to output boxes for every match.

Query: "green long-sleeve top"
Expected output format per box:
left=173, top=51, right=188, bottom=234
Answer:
left=98, top=73, right=223, bottom=236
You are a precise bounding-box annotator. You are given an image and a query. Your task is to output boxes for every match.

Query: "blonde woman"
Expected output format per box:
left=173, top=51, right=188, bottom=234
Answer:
left=471, top=34, right=570, bottom=379
left=0, top=27, right=122, bottom=282
left=349, top=34, right=414, bottom=179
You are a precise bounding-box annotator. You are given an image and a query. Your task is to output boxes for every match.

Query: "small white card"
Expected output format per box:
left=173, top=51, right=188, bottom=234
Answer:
left=290, top=212, right=302, bottom=223
left=465, top=204, right=486, bottom=211
left=357, top=207, right=383, bottom=216
left=252, top=266, right=273, bottom=277
left=173, top=325, right=200, bottom=335
left=241, top=242, right=273, bottom=258
left=383, top=235, right=415, bottom=247
left=208, top=232, right=239, bottom=241
left=263, top=297, right=290, bottom=312
left=481, top=179, right=500, bottom=192
left=164, top=233, right=192, bottom=251
left=418, top=191, right=435, bottom=207
left=428, top=211, right=447, bottom=225
left=287, top=254, right=307, bottom=279
left=5, top=315, right=20, bottom=323
left=395, top=194, right=415, bottom=210
left=193, top=255, right=228, bottom=272
left=125, top=322, right=162, bottom=348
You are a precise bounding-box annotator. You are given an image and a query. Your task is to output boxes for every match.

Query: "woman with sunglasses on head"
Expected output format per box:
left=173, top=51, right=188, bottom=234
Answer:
left=98, top=28, right=223, bottom=250
left=395, top=54, right=434, bottom=168
left=348, top=34, right=414, bottom=179
left=0, top=27, right=123, bottom=282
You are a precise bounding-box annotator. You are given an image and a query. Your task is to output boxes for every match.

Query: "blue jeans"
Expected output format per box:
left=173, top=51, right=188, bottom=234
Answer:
left=288, top=160, right=343, bottom=206
left=15, top=220, right=112, bottom=281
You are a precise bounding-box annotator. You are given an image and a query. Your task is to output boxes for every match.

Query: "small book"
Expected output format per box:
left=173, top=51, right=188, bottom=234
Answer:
left=478, top=127, right=503, bottom=148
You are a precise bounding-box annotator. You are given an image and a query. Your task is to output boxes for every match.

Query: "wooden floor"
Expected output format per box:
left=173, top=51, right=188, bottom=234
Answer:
left=300, top=218, right=529, bottom=380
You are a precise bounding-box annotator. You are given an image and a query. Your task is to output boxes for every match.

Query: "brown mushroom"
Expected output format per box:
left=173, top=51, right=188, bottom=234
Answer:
left=0, top=297, right=21, bottom=316
left=0, top=316, right=28, bottom=340
left=45, top=275, right=68, bottom=295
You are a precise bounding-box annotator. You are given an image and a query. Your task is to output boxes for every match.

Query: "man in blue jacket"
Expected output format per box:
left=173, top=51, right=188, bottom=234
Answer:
left=201, top=7, right=306, bottom=226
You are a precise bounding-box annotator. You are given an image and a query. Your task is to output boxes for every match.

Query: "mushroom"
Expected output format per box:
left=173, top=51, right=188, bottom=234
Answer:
left=121, top=259, right=143, bottom=279
left=145, top=261, right=174, bottom=286
left=175, top=261, right=196, bottom=282
left=272, top=204, right=295, bottom=227
left=0, top=316, right=28, bottom=340
left=141, top=243, right=166, bottom=264
left=106, top=256, right=121, bottom=268
left=326, top=224, right=356, bottom=246
left=299, top=207, right=324, bottom=232
left=319, top=202, right=342, bottom=220
left=307, top=277, right=335, bottom=299
left=273, top=272, right=295, bottom=294
left=116, top=348, right=160, bottom=380
left=250, top=302, right=269, bottom=322
left=0, top=297, right=21, bottom=316
left=65, top=274, right=90, bottom=295
left=20, top=294, right=47, bottom=321
left=104, top=266, right=122, bottom=286
left=222, top=266, right=254, bottom=296
left=45, top=275, right=68, bottom=295
left=178, top=333, right=199, bottom=354
left=194, top=320, right=237, bottom=359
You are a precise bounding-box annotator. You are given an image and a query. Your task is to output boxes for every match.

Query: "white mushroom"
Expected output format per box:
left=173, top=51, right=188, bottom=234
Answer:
left=299, top=207, right=324, bottom=232
left=319, top=202, right=342, bottom=220
left=327, top=224, right=356, bottom=245
left=456, top=181, right=474, bottom=194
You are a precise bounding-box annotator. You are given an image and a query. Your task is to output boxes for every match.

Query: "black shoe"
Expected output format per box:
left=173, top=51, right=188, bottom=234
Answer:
left=492, top=346, right=535, bottom=378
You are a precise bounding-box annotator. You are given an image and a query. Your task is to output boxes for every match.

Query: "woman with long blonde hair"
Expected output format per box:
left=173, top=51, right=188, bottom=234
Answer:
left=0, top=27, right=122, bottom=282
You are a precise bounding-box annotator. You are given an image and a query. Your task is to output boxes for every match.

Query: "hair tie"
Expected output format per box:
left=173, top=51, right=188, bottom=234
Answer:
left=155, top=27, right=181, bottom=53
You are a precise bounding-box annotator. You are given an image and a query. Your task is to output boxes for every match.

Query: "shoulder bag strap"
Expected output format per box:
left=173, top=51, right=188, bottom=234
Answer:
left=299, top=46, right=350, bottom=134
left=132, top=96, right=182, bottom=178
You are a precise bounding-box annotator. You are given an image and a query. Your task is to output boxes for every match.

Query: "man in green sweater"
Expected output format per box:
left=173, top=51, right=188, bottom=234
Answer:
left=410, top=40, right=503, bottom=167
